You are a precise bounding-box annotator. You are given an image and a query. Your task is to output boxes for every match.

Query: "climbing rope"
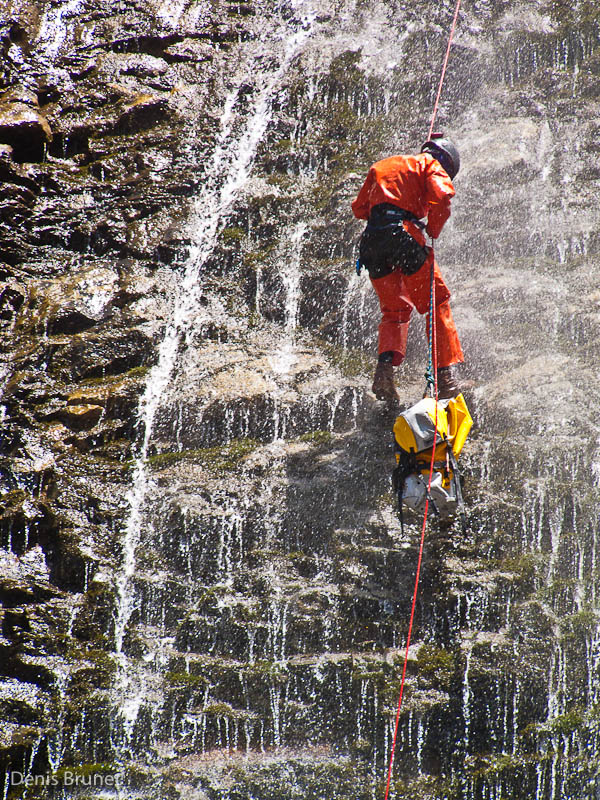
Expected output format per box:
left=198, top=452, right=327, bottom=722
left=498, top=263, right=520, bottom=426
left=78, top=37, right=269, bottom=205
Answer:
left=383, top=260, right=438, bottom=800
left=427, top=0, right=462, bottom=140
left=384, top=0, right=462, bottom=792
left=424, top=247, right=437, bottom=397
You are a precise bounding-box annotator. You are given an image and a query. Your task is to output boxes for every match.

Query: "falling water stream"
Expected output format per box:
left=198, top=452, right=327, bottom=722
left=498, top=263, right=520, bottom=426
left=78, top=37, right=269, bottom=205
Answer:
left=110, top=0, right=324, bottom=778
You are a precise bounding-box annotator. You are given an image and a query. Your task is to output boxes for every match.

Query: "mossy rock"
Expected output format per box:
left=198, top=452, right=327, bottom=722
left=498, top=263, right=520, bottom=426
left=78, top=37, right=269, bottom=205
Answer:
left=298, top=429, right=333, bottom=446
left=165, top=671, right=210, bottom=689
left=68, top=651, right=117, bottom=693
left=147, top=437, right=259, bottom=474
left=560, top=609, right=599, bottom=641
left=416, top=644, right=457, bottom=692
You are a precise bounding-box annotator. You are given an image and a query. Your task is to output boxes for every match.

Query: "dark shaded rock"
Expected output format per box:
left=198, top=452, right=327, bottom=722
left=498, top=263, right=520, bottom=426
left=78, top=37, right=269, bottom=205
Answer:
left=0, top=547, right=59, bottom=607
left=114, top=93, right=170, bottom=135
left=59, top=403, right=104, bottom=431
left=37, top=265, right=120, bottom=334
left=0, top=87, right=52, bottom=163
left=0, top=281, right=26, bottom=321
left=45, top=326, right=156, bottom=381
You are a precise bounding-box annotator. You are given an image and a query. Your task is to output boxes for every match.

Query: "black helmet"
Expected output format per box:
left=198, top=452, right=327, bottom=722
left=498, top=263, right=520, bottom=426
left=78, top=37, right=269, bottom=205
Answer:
left=421, top=134, right=460, bottom=180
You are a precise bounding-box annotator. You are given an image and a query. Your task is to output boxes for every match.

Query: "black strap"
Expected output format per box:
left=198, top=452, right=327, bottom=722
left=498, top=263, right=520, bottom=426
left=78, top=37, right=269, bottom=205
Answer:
left=398, top=475, right=405, bottom=538
left=368, top=203, right=425, bottom=230
left=447, top=448, right=467, bottom=534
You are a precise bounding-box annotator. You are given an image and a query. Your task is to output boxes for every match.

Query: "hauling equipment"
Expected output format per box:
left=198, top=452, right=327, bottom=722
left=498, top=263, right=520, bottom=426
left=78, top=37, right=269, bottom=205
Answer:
left=392, top=392, right=472, bottom=528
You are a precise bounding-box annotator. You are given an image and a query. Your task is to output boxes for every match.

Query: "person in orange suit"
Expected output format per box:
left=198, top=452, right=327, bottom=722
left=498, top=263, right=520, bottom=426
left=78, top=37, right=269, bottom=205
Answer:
left=352, top=135, right=466, bottom=403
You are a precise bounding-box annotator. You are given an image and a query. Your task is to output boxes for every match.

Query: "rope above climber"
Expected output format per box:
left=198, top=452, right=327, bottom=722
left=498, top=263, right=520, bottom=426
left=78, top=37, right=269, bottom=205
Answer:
left=351, top=134, right=470, bottom=404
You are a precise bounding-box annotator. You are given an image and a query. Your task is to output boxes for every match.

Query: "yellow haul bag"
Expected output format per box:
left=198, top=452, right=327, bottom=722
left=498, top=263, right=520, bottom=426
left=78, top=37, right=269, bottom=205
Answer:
left=393, top=397, right=449, bottom=454
left=392, top=394, right=472, bottom=522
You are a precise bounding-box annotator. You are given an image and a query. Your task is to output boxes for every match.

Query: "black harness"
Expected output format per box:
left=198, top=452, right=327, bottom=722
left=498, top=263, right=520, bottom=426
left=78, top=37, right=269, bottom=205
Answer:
left=357, top=203, right=430, bottom=279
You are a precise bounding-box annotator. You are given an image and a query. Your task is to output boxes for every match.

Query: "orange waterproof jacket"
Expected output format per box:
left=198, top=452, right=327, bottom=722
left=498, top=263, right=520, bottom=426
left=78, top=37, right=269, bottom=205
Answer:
left=351, top=153, right=455, bottom=239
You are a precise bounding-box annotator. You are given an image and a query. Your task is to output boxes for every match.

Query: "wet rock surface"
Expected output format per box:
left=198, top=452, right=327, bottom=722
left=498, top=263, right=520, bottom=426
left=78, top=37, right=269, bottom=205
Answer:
left=0, top=0, right=600, bottom=798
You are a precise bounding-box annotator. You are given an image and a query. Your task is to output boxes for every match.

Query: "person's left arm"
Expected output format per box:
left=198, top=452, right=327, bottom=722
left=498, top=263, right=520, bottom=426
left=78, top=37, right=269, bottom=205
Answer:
left=425, top=161, right=455, bottom=238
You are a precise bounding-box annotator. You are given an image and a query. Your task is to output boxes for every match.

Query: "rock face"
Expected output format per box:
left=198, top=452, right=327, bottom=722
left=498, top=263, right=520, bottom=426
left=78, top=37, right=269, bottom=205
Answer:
left=1, top=0, right=600, bottom=798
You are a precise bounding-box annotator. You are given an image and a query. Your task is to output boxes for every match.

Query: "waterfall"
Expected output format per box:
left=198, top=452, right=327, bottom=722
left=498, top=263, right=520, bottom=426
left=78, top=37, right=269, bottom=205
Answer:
left=110, top=0, right=322, bottom=772
left=269, top=220, right=306, bottom=377
left=112, top=82, right=243, bottom=657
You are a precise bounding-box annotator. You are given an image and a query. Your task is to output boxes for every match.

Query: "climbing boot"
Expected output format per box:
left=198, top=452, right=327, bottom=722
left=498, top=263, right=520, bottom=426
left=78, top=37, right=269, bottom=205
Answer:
left=437, top=366, right=474, bottom=400
left=372, top=362, right=400, bottom=403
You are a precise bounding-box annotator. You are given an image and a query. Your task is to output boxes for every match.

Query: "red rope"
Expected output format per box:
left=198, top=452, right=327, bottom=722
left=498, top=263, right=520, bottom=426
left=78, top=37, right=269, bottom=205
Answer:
left=383, top=262, right=438, bottom=800
left=428, top=0, right=462, bottom=140
left=383, top=5, right=461, bottom=794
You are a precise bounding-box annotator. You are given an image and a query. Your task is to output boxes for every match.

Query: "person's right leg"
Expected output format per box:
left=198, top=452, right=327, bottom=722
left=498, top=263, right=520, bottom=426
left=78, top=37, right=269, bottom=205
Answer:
left=370, top=271, right=413, bottom=401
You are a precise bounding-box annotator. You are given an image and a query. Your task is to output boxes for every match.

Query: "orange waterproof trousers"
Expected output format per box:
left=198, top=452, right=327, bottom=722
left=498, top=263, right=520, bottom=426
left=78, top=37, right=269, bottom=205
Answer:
left=370, top=250, right=464, bottom=369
